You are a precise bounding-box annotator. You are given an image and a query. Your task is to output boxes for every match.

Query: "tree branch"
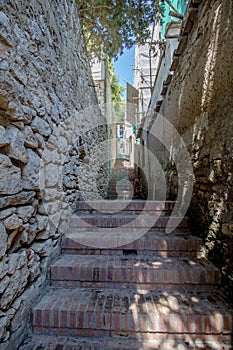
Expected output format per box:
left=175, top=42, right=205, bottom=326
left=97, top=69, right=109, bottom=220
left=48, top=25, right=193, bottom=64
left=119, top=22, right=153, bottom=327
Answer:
left=79, top=5, right=113, bottom=12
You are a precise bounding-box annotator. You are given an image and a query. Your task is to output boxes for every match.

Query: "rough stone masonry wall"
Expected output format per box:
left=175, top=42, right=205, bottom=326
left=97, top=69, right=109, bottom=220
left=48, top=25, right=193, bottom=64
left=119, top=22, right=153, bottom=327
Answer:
left=0, top=0, right=108, bottom=348
left=159, top=0, right=233, bottom=300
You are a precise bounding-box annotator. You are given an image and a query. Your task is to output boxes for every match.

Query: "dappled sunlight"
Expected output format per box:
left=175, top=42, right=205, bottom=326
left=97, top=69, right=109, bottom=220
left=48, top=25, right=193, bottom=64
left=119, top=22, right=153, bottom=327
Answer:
left=151, top=261, right=163, bottom=267
left=129, top=287, right=232, bottom=349
left=191, top=296, right=200, bottom=304
left=200, top=3, right=221, bottom=113
left=167, top=295, right=180, bottom=311
left=159, top=0, right=233, bottom=315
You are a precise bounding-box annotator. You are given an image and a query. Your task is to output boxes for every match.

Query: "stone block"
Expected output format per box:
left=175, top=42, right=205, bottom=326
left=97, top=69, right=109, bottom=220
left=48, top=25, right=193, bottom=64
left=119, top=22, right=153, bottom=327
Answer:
left=0, top=208, right=16, bottom=220
left=36, top=225, right=58, bottom=240
left=22, top=149, right=41, bottom=190
left=0, top=10, right=13, bottom=46
left=17, top=205, right=35, bottom=223
left=31, top=116, right=51, bottom=137
left=44, top=163, right=61, bottom=187
left=19, top=229, right=29, bottom=245
left=0, top=275, right=10, bottom=294
left=8, top=252, right=27, bottom=275
left=0, top=266, right=30, bottom=310
left=32, top=239, right=52, bottom=257
left=0, top=257, right=8, bottom=279
left=0, top=95, right=9, bottom=111
left=36, top=215, right=49, bottom=232
left=0, top=315, right=10, bottom=340
left=0, top=223, right=8, bottom=259
left=4, top=214, right=23, bottom=230
left=0, top=126, right=10, bottom=147
left=7, top=229, right=18, bottom=250
left=24, top=125, right=38, bottom=149
left=5, top=126, right=28, bottom=163
left=0, top=191, right=35, bottom=209
left=0, top=154, right=23, bottom=195
left=35, top=133, right=46, bottom=152
left=28, top=256, right=40, bottom=282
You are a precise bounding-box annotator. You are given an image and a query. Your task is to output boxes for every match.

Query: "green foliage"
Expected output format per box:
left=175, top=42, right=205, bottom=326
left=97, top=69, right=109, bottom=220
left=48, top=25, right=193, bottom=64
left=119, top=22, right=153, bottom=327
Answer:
left=108, top=61, right=124, bottom=105
left=114, top=100, right=126, bottom=122
left=108, top=60, right=125, bottom=121
left=78, top=0, right=161, bottom=60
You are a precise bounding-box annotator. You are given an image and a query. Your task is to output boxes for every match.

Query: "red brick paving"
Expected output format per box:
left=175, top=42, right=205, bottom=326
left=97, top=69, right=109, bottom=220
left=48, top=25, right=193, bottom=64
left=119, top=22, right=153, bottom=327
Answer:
left=21, top=200, right=233, bottom=349
left=31, top=288, right=232, bottom=336
left=50, top=255, right=221, bottom=289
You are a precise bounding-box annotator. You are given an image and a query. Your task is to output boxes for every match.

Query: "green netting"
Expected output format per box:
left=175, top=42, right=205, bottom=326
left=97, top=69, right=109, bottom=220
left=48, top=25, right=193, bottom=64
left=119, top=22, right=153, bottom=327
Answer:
left=160, top=0, right=189, bottom=39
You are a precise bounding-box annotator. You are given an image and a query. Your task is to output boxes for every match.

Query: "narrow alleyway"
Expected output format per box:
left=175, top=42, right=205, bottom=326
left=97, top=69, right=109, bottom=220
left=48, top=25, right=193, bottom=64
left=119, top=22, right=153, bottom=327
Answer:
left=21, top=161, right=232, bottom=349
left=107, top=159, right=142, bottom=200
left=1, top=1, right=232, bottom=349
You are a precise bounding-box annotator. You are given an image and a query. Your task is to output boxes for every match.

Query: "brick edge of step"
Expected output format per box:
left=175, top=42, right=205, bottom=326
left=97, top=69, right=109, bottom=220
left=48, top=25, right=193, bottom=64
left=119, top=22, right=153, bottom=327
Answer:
left=61, top=234, right=203, bottom=258
left=31, top=287, right=233, bottom=340
left=20, top=334, right=233, bottom=350
left=49, top=255, right=221, bottom=289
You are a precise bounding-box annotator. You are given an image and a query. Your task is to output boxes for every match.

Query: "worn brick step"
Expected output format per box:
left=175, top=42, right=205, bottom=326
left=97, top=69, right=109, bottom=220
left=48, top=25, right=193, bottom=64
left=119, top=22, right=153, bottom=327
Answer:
left=31, top=288, right=233, bottom=340
left=62, top=230, right=189, bottom=249
left=77, top=209, right=174, bottom=216
left=62, top=232, right=203, bottom=258
left=21, top=334, right=233, bottom=350
left=108, top=185, right=133, bottom=191
left=108, top=184, right=133, bottom=190
left=76, top=200, right=175, bottom=215
left=70, top=215, right=189, bottom=232
left=114, top=193, right=134, bottom=200
left=50, top=255, right=221, bottom=289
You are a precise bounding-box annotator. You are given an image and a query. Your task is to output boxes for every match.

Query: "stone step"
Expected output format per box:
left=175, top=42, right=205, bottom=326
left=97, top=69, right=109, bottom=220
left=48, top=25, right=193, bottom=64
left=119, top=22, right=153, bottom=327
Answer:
left=31, top=288, right=233, bottom=342
left=50, top=255, right=221, bottom=289
left=62, top=232, right=203, bottom=258
left=21, top=334, right=233, bottom=350
left=107, top=182, right=134, bottom=191
left=70, top=215, right=189, bottom=233
left=114, top=192, right=134, bottom=200
left=108, top=182, right=133, bottom=187
left=110, top=171, right=134, bottom=176
left=76, top=200, right=176, bottom=215
left=25, top=196, right=233, bottom=349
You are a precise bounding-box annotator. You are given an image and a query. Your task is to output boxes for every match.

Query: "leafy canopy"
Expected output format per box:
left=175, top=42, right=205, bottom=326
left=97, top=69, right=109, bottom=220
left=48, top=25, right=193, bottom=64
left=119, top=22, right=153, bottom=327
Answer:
left=78, top=0, right=161, bottom=60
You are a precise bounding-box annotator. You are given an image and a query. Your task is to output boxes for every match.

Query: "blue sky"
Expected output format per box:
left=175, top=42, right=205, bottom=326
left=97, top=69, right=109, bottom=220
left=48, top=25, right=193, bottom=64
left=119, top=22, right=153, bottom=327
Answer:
left=113, top=46, right=135, bottom=95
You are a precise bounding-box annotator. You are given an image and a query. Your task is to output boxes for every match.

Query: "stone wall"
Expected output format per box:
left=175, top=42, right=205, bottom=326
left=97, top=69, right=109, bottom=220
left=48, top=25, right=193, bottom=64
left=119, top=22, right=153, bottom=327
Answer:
left=0, top=0, right=108, bottom=348
left=144, top=0, right=233, bottom=299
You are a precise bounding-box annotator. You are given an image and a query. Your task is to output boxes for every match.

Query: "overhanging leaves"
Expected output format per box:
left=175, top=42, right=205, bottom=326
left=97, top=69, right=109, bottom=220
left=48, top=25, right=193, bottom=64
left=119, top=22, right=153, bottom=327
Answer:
left=78, top=0, right=161, bottom=59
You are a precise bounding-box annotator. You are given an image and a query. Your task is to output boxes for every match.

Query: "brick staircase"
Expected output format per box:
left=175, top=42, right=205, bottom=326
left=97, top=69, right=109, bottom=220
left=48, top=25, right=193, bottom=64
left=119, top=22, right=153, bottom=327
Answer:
left=107, top=160, right=142, bottom=200
left=21, top=200, right=233, bottom=349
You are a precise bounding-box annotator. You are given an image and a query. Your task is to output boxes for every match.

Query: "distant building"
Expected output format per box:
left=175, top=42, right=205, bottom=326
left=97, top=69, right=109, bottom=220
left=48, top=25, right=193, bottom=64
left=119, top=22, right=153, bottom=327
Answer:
left=132, top=0, right=189, bottom=194
left=133, top=23, right=161, bottom=127
left=90, top=58, right=112, bottom=119
left=135, top=0, right=189, bottom=136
